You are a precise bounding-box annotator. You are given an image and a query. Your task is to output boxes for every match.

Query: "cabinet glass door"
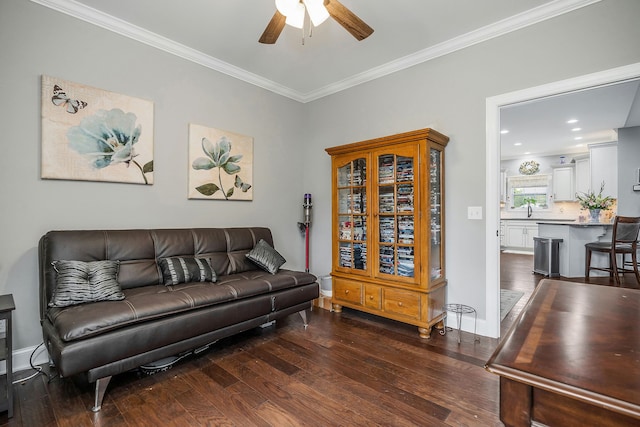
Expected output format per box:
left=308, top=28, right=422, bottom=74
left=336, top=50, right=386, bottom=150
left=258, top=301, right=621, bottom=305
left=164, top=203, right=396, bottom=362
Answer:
left=337, top=158, right=367, bottom=270
left=376, top=150, right=417, bottom=279
left=429, top=147, right=443, bottom=280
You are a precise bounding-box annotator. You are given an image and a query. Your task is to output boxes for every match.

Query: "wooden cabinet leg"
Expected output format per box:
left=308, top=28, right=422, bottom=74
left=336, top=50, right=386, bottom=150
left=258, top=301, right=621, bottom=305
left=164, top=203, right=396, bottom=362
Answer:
left=332, top=303, right=343, bottom=312
left=418, top=327, right=432, bottom=339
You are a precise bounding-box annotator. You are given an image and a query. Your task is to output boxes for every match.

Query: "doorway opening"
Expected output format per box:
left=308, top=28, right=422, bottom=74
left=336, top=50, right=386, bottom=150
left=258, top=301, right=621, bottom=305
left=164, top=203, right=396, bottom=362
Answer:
left=485, top=62, right=640, bottom=338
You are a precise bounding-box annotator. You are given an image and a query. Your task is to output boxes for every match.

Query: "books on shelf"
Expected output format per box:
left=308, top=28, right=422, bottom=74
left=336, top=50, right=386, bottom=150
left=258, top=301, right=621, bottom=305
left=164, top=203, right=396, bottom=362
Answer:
left=396, top=158, right=414, bottom=182
left=378, top=155, right=394, bottom=184
left=397, top=246, right=414, bottom=277
left=354, top=243, right=367, bottom=269
left=396, top=184, right=414, bottom=212
left=339, top=245, right=352, bottom=268
left=353, top=217, right=366, bottom=241
left=379, top=217, right=395, bottom=243
left=398, top=217, right=414, bottom=243
left=340, top=218, right=367, bottom=241
left=378, top=190, right=394, bottom=213
left=353, top=159, right=366, bottom=186
left=379, top=245, right=395, bottom=274
left=340, top=243, right=367, bottom=270
left=339, top=221, right=352, bottom=240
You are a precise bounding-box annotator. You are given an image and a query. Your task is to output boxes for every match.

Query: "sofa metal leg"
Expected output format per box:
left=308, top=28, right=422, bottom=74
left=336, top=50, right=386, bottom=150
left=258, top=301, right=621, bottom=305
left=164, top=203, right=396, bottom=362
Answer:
left=92, top=376, right=112, bottom=412
left=299, top=309, right=309, bottom=329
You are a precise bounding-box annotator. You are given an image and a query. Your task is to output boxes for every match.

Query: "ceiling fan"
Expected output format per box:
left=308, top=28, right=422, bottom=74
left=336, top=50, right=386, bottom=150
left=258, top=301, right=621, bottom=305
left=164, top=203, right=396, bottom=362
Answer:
left=259, top=0, right=374, bottom=44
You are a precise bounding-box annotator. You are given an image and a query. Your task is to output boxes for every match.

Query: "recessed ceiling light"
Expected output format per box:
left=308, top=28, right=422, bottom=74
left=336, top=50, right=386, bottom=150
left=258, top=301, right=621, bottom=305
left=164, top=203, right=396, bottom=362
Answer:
left=575, top=144, right=584, bottom=147
left=514, top=142, right=522, bottom=146
left=524, top=152, right=531, bottom=155
left=571, top=127, right=582, bottom=132
left=575, top=136, right=583, bottom=140
left=567, top=119, right=579, bottom=124
left=500, top=129, right=509, bottom=134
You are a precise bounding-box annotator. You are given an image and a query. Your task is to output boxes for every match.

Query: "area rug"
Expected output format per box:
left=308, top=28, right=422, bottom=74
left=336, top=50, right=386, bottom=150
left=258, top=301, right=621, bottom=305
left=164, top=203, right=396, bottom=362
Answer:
left=500, top=289, right=525, bottom=321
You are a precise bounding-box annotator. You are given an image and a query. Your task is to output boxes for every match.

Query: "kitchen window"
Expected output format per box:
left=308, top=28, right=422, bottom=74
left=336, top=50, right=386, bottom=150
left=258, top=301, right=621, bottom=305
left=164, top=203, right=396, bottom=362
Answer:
left=507, top=175, right=551, bottom=210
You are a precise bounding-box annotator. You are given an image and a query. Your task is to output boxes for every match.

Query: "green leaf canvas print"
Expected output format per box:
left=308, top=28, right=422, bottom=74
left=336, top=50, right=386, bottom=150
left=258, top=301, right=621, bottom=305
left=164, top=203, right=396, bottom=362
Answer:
left=189, top=124, right=253, bottom=201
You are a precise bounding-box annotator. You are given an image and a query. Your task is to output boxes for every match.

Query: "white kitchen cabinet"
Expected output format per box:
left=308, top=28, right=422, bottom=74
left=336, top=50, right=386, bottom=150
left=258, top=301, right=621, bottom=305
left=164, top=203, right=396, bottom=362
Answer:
left=575, top=156, right=590, bottom=196
left=589, top=142, right=617, bottom=199
left=504, top=221, right=538, bottom=250
left=552, top=166, right=575, bottom=201
left=523, top=223, right=538, bottom=248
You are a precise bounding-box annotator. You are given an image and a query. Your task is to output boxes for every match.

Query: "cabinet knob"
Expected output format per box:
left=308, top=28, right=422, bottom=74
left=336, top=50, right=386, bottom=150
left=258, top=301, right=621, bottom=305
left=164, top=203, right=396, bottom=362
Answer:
left=398, top=302, right=403, bottom=307
left=369, top=295, right=374, bottom=300
left=345, top=290, right=350, bottom=294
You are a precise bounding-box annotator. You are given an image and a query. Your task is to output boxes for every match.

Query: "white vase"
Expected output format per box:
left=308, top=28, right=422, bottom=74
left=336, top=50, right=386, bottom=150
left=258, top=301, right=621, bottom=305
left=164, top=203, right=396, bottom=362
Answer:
left=589, top=209, right=601, bottom=223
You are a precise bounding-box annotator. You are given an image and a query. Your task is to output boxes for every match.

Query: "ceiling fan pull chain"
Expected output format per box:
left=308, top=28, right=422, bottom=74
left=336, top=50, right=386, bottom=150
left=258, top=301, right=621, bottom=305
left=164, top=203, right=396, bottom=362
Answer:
left=301, top=10, right=305, bottom=45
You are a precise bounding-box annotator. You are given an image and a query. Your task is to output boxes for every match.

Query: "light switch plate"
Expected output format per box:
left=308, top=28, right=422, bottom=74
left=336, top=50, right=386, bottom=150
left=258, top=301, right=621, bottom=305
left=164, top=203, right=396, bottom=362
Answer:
left=468, top=206, right=483, bottom=220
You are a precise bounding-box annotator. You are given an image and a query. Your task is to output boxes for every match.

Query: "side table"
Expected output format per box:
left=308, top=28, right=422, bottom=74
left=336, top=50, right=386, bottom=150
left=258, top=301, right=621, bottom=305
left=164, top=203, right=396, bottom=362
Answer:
left=0, top=295, right=15, bottom=418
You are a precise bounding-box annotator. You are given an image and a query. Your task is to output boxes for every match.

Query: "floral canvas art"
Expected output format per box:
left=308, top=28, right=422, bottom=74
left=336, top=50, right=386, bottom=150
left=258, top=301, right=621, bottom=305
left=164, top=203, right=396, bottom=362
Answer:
left=41, top=75, right=154, bottom=184
left=189, top=124, right=253, bottom=201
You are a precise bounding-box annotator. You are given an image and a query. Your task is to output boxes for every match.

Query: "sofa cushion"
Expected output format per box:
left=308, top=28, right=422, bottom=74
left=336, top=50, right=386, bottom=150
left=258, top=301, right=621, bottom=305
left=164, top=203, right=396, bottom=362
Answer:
left=246, top=239, right=286, bottom=274
left=49, top=260, right=125, bottom=308
left=158, top=256, right=217, bottom=285
left=46, top=269, right=317, bottom=342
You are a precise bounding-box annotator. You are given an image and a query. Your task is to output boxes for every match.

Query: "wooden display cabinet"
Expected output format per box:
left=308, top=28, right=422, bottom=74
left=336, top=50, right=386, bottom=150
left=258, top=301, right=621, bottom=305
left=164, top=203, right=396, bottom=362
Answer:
left=326, top=129, right=449, bottom=338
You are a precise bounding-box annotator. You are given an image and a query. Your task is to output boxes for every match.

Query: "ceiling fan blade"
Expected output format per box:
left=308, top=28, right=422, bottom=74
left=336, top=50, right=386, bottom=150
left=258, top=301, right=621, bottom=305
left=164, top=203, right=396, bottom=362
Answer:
left=324, top=0, right=374, bottom=41
left=259, top=10, right=286, bottom=44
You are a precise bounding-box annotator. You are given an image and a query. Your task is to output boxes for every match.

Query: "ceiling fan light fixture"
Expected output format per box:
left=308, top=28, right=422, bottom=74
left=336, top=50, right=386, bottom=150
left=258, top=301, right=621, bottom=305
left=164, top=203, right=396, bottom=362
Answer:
left=285, top=2, right=305, bottom=29
left=303, top=0, right=329, bottom=26
left=275, top=0, right=298, bottom=16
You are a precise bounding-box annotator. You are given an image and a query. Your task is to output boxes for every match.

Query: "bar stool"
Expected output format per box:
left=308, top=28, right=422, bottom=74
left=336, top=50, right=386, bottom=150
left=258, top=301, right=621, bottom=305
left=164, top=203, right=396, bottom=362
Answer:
left=585, top=216, right=640, bottom=286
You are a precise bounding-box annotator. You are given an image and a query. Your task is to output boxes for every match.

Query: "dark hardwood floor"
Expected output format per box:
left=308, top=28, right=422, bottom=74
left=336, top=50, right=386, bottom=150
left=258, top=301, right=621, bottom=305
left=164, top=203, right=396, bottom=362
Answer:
left=5, top=310, right=502, bottom=426
left=3, top=256, right=637, bottom=426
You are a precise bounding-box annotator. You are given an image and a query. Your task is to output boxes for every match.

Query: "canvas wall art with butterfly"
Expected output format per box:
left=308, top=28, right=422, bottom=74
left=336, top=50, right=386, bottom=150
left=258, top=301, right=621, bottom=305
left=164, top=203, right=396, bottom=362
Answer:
left=51, top=84, right=87, bottom=114
left=188, top=123, right=253, bottom=201
left=41, top=75, right=154, bottom=185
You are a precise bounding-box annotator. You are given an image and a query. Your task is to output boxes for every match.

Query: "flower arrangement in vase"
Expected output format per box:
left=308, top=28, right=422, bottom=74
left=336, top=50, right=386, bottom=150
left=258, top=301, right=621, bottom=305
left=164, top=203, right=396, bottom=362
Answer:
left=575, top=181, right=614, bottom=222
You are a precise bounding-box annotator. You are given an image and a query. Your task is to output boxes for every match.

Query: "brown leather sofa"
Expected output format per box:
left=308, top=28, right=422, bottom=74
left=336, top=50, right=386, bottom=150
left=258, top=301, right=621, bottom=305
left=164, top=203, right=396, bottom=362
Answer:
left=38, top=227, right=318, bottom=411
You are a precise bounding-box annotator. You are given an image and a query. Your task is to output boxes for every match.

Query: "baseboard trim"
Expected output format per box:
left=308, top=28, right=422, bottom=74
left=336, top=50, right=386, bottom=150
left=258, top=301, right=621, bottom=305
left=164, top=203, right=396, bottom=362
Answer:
left=0, top=344, right=50, bottom=376
left=502, top=249, right=534, bottom=255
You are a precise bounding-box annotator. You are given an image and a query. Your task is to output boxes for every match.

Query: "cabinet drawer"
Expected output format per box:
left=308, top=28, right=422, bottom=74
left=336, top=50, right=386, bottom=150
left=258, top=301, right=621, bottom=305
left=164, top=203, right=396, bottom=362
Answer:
left=333, top=279, right=362, bottom=305
left=364, top=284, right=382, bottom=309
left=383, top=288, right=420, bottom=319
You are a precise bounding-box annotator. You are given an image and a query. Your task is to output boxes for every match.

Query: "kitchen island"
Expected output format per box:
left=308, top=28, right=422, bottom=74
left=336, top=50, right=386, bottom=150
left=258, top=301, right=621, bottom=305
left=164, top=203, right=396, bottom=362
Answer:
left=537, top=221, right=613, bottom=278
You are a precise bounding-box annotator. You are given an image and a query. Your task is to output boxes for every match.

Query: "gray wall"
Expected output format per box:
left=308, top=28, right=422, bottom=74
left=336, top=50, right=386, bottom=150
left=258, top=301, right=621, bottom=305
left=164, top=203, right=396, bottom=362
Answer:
left=301, top=0, right=640, bottom=323
left=2, top=0, right=640, bottom=351
left=618, top=126, right=640, bottom=216
left=0, top=0, right=308, bottom=349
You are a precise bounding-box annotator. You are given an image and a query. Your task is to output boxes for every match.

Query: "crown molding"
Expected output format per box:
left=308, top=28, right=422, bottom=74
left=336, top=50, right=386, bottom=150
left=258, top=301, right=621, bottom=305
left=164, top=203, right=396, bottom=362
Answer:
left=30, top=0, right=601, bottom=104
left=302, top=0, right=602, bottom=102
left=28, top=0, right=306, bottom=102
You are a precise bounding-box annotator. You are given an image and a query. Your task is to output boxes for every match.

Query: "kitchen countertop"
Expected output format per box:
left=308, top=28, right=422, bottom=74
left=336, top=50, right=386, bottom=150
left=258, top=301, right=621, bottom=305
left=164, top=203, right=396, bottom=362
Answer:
left=537, top=221, right=614, bottom=226
left=500, top=218, right=574, bottom=222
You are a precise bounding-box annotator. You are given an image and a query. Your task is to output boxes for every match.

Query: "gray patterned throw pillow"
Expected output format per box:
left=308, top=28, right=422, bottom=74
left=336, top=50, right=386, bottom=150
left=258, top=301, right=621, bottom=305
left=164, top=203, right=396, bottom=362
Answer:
left=158, top=256, right=217, bottom=286
left=246, top=239, right=286, bottom=274
left=49, top=260, right=125, bottom=307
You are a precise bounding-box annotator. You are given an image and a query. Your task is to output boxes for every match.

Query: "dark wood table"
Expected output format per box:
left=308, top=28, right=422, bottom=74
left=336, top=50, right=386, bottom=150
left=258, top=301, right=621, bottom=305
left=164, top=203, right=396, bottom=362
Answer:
left=485, top=279, right=640, bottom=427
